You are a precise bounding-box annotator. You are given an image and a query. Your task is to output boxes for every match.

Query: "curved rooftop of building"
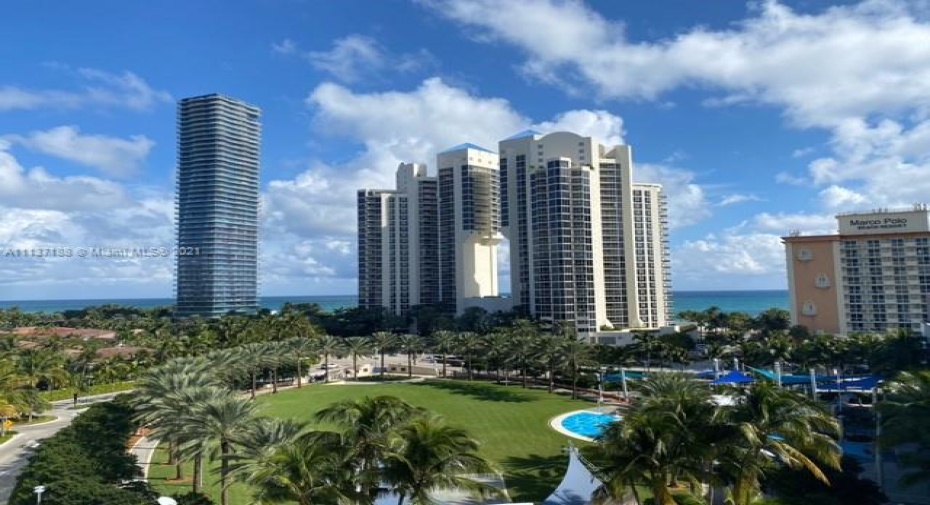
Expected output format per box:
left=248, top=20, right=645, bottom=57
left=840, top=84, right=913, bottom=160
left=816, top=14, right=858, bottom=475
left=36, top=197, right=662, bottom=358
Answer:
left=438, top=142, right=496, bottom=154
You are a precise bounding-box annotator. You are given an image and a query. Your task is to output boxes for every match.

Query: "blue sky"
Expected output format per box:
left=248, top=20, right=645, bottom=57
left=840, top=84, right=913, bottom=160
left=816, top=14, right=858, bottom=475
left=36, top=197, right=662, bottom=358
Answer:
left=2, top=0, right=930, bottom=300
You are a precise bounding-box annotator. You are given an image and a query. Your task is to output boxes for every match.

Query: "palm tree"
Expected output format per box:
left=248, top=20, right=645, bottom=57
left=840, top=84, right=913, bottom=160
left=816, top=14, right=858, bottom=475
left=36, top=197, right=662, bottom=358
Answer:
left=877, top=370, right=930, bottom=487
left=316, top=395, right=423, bottom=500
left=430, top=330, right=457, bottom=378
left=383, top=414, right=497, bottom=505
left=397, top=334, right=422, bottom=379
left=236, top=341, right=275, bottom=399
left=595, top=372, right=718, bottom=505
left=317, top=334, right=345, bottom=383
left=134, top=357, right=220, bottom=484
left=719, top=381, right=841, bottom=505
left=227, top=417, right=307, bottom=487
left=264, top=340, right=291, bottom=394
left=344, top=336, right=373, bottom=381
left=456, top=332, right=482, bottom=381
left=245, top=430, right=361, bottom=505
left=17, top=348, right=68, bottom=390
left=562, top=336, right=594, bottom=400
left=188, top=393, right=260, bottom=505
left=535, top=333, right=565, bottom=393
left=483, top=330, right=511, bottom=383
left=508, top=320, right=538, bottom=388
left=287, top=336, right=318, bottom=389
left=371, top=331, right=398, bottom=380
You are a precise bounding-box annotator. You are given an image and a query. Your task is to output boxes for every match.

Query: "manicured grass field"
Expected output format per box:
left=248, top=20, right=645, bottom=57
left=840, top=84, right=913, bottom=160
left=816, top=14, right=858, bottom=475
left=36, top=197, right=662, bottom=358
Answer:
left=149, top=380, right=592, bottom=504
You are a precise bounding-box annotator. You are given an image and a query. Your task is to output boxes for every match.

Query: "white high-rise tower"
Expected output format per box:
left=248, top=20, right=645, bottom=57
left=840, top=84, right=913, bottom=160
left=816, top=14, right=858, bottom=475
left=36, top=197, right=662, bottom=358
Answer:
left=437, top=143, right=503, bottom=312
left=499, top=130, right=671, bottom=334
left=357, top=163, right=439, bottom=315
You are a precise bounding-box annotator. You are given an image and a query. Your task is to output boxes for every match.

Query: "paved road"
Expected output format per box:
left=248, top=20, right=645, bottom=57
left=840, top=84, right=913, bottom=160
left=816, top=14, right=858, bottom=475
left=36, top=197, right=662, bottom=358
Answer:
left=0, top=394, right=120, bottom=505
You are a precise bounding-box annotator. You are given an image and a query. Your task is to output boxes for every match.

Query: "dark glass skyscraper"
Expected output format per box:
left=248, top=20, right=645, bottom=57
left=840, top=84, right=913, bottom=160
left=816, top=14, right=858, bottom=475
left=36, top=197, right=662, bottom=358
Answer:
left=175, top=94, right=260, bottom=318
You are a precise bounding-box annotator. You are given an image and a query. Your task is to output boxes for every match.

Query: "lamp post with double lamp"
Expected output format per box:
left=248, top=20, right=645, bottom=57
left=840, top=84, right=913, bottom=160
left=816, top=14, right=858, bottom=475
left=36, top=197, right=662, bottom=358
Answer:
left=33, top=485, right=45, bottom=505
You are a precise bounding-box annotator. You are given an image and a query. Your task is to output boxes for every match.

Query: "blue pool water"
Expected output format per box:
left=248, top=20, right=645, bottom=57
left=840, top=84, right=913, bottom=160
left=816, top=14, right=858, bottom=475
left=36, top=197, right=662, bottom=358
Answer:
left=841, top=441, right=873, bottom=463
left=560, top=412, right=621, bottom=438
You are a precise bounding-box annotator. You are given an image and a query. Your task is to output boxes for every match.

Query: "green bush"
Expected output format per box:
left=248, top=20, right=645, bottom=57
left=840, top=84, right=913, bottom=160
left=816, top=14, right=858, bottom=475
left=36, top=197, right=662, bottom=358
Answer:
left=8, top=395, right=153, bottom=505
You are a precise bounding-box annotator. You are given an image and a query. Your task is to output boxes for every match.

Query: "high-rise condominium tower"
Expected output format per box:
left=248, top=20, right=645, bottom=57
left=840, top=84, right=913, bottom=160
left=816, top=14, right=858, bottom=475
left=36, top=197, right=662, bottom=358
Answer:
left=358, top=145, right=502, bottom=316
left=357, top=163, right=440, bottom=315
left=499, top=130, right=671, bottom=334
left=175, top=94, right=261, bottom=318
left=437, top=144, right=503, bottom=310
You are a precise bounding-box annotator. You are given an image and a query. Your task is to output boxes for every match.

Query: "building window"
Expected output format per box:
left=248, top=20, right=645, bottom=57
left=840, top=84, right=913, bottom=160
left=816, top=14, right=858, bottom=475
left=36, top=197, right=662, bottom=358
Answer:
left=801, top=301, right=817, bottom=316
left=815, top=273, right=831, bottom=288
left=797, top=248, right=813, bottom=261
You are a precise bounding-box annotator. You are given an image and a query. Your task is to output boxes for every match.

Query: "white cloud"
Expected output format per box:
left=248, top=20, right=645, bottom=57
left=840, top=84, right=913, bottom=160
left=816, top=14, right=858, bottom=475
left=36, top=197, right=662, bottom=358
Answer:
left=672, top=231, right=787, bottom=289
left=278, top=35, right=435, bottom=83
left=422, top=0, right=930, bottom=127
left=0, top=68, right=170, bottom=112
left=533, top=109, right=624, bottom=146
left=635, top=163, right=710, bottom=229
left=792, top=147, right=815, bottom=158
left=272, top=38, right=297, bottom=54
left=0, top=141, right=129, bottom=211
left=8, top=126, right=154, bottom=177
left=752, top=212, right=837, bottom=235
left=0, top=143, right=177, bottom=297
left=718, top=194, right=762, bottom=206
left=775, top=171, right=806, bottom=185
left=307, top=35, right=386, bottom=82
left=818, top=185, right=868, bottom=210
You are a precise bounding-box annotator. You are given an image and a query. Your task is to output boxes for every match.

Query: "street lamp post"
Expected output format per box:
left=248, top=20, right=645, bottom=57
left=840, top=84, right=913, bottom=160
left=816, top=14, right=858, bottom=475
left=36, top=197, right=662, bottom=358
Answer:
left=33, top=485, right=45, bottom=505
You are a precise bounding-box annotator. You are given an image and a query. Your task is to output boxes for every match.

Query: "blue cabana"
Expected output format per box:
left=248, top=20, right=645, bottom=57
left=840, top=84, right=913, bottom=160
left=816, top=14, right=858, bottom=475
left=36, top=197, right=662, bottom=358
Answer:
left=710, top=370, right=755, bottom=385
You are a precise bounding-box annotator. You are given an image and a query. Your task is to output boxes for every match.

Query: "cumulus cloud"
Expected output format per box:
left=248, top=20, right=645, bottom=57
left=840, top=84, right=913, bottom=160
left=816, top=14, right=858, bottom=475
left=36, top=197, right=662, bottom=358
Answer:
left=421, top=0, right=930, bottom=127
left=7, top=126, right=154, bottom=177
left=0, top=144, right=176, bottom=297
left=635, top=163, right=710, bottom=229
left=672, top=231, right=788, bottom=289
left=0, top=141, right=129, bottom=211
left=533, top=109, right=624, bottom=146
left=819, top=185, right=868, bottom=210
left=0, top=67, right=171, bottom=112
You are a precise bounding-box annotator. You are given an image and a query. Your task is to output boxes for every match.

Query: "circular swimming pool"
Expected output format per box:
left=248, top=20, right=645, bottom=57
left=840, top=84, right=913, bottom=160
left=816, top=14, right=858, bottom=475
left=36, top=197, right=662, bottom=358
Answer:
left=559, top=411, right=621, bottom=439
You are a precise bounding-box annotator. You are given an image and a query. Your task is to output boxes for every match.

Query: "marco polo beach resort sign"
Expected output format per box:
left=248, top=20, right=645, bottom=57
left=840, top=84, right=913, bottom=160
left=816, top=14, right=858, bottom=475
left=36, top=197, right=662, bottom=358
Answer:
left=838, top=210, right=930, bottom=235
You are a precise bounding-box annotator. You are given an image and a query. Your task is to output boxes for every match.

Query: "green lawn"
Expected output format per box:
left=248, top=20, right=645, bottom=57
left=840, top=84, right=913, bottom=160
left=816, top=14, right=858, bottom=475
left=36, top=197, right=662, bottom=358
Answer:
left=148, top=380, right=592, bottom=504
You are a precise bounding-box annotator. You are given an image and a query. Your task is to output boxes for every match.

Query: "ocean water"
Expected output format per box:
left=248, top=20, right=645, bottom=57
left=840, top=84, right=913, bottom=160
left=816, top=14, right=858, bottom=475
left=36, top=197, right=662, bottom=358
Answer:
left=0, top=291, right=787, bottom=316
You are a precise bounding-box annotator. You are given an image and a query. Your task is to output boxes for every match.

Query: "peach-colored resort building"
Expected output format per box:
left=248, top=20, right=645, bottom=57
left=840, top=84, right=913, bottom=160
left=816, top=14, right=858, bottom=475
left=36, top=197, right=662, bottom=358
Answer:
left=783, top=205, right=930, bottom=336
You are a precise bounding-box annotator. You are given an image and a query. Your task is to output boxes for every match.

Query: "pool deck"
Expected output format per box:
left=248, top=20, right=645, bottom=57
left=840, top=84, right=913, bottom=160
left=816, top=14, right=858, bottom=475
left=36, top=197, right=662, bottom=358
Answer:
left=549, top=408, right=622, bottom=442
